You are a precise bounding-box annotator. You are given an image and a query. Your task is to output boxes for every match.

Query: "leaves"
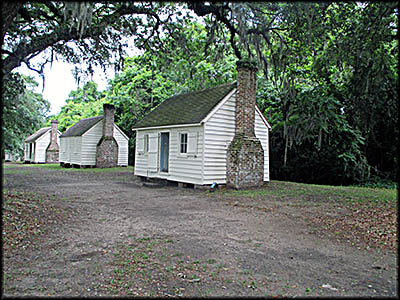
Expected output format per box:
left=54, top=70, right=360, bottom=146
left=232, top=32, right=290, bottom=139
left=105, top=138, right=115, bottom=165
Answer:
left=2, top=73, right=50, bottom=157
left=2, top=190, right=72, bottom=255
left=310, top=203, right=397, bottom=252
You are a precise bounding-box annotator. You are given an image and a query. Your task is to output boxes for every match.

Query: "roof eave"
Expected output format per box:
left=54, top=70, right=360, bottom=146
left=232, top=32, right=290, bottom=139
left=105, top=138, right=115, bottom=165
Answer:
left=133, top=123, right=202, bottom=131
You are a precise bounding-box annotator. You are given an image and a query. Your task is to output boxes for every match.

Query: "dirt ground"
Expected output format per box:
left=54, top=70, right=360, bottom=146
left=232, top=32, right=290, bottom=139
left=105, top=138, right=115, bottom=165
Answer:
left=2, top=164, right=398, bottom=297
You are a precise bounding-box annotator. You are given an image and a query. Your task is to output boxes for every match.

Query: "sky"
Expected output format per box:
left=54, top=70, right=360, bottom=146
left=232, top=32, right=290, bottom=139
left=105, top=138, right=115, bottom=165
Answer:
left=16, top=60, right=114, bottom=116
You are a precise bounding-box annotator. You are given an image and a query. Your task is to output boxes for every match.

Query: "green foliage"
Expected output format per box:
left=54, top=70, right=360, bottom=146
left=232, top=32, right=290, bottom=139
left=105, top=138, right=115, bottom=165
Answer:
left=47, top=81, right=107, bottom=132
left=9, top=3, right=396, bottom=186
left=2, top=73, right=50, bottom=157
left=255, top=2, right=398, bottom=185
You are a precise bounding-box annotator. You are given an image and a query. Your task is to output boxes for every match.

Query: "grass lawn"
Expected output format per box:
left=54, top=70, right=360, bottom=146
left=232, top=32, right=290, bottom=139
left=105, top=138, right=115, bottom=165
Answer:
left=216, top=180, right=397, bottom=207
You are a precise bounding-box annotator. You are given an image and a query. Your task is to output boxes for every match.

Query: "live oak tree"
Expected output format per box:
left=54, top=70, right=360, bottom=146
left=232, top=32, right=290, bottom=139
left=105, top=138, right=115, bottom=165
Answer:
left=2, top=74, right=50, bottom=157
left=2, top=1, right=398, bottom=185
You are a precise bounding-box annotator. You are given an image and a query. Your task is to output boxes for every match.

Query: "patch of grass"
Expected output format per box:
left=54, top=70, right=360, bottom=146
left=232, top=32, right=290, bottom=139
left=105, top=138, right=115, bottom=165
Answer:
left=214, top=180, right=397, bottom=207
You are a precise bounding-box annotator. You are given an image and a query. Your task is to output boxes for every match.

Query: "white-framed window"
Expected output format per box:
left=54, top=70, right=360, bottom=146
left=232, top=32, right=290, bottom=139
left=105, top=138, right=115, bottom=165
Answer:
left=180, top=133, right=188, bottom=154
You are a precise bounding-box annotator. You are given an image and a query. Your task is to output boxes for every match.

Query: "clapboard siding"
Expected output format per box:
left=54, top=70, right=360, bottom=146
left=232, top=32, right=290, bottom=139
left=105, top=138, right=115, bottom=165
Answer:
left=134, top=90, right=270, bottom=186
left=134, top=125, right=204, bottom=184
left=62, top=121, right=129, bottom=166
left=70, top=137, right=82, bottom=165
left=60, top=137, right=70, bottom=163
left=34, top=130, right=51, bottom=163
left=25, top=129, right=61, bottom=163
left=203, top=94, right=236, bottom=184
left=255, top=111, right=270, bottom=181
left=114, top=126, right=129, bottom=166
left=203, top=92, right=270, bottom=184
left=81, top=121, right=102, bottom=165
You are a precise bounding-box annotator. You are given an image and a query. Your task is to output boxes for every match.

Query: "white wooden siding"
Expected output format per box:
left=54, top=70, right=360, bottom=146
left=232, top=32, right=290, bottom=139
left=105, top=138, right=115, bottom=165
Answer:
left=70, top=136, right=83, bottom=165
left=134, top=92, right=270, bottom=185
left=81, top=121, right=102, bottom=165
left=60, top=136, right=82, bottom=165
left=63, top=120, right=129, bottom=166
left=114, top=125, right=129, bottom=166
left=254, top=110, right=270, bottom=181
left=203, top=94, right=236, bottom=184
left=34, top=130, right=51, bottom=163
left=59, top=138, right=67, bottom=163
left=60, top=137, right=71, bottom=163
left=203, top=92, right=270, bottom=184
left=134, top=125, right=204, bottom=184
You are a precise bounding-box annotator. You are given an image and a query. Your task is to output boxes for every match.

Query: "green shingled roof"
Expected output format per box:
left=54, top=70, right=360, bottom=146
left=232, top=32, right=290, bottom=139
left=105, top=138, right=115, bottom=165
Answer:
left=133, top=82, right=236, bottom=129
left=60, top=116, right=103, bottom=137
left=25, top=127, right=50, bottom=142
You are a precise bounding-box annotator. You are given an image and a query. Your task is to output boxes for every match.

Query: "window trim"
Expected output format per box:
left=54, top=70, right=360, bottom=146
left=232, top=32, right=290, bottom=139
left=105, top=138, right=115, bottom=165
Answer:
left=178, top=132, right=188, bottom=156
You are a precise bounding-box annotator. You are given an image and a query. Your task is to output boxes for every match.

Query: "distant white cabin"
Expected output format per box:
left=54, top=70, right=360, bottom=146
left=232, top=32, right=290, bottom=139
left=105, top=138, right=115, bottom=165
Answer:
left=4, top=152, right=22, bottom=162
left=59, top=116, right=129, bottom=167
left=24, top=127, right=61, bottom=163
left=132, top=83, right=271, bottom=186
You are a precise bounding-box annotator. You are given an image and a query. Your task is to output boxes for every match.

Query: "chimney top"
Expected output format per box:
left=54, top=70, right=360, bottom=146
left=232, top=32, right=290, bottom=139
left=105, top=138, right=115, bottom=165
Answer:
left=103, top=103, right=115, bottom=110
left=236, top=59, right=258, bottom=71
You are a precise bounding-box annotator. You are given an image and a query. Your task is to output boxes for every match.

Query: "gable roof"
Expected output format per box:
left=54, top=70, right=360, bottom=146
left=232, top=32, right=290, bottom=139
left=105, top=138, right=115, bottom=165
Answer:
left=132, top=82, right=236, bottom=129
left=25, top=127, right=50, bottom=142
left=60, top=116, right=103, bottom=137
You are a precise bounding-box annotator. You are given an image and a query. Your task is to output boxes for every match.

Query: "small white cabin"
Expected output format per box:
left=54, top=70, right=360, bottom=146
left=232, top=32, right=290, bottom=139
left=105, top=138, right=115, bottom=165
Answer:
left=133, top=82, right=271, bottom=186
left=24, top=127, right=61, bottom=163
left=59, top=115, right=129, bottom=167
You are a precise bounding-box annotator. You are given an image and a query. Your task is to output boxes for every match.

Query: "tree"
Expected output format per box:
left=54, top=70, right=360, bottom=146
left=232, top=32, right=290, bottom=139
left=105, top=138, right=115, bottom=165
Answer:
left=2, top=73, right=50, bottom=157
left=4, top=2, right=397, bottom=184
left=47, top=81, right=106, bottom=132
left=1, top=2, right=190, bottom=78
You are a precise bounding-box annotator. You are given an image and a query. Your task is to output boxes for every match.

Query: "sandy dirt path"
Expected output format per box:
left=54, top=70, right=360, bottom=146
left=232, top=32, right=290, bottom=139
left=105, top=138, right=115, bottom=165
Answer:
left=2, top=165, right=397, bottom=297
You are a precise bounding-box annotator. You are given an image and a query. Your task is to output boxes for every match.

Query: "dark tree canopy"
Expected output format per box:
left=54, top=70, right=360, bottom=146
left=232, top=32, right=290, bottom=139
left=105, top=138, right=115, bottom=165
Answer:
left=2, top=1, right=398, bottom=186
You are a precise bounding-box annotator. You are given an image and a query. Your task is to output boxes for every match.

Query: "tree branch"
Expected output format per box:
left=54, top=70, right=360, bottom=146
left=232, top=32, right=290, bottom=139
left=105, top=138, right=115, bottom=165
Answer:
left=2, top=3, right=171, bottom=75
left=1, top=2, right=25, bottom=42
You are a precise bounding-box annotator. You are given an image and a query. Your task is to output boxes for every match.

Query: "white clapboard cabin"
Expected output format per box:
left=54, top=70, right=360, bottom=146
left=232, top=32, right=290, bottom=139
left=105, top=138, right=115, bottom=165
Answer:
left=24, top=126, right=61, bottom=163
left=132, top=82, right=271, bottom=186
left=59, top=108, right=129, bottom=168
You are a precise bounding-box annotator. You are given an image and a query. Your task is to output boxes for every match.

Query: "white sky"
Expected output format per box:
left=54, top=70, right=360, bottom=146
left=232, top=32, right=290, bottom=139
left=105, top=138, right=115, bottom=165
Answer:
left=16, top=60, right=114, bottom=116
left=14, top=6, right=197, bottom=116
left=15, top=38, right=139, bottom=116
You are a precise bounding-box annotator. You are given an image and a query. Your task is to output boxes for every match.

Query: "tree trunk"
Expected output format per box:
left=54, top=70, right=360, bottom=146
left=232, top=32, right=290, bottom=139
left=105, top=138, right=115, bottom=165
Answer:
left=1, top=2, right=24, bottom=42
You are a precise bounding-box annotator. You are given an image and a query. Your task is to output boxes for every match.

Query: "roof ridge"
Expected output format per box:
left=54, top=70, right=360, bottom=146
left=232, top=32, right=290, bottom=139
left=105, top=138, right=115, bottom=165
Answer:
left=25, top=127, right=52, bottom=142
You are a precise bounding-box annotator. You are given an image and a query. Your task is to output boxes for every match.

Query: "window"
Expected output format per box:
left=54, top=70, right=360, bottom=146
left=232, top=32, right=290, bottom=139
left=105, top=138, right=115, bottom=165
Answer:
left=180, top=133, right=188, bottom=153
left=144, top=134, right=149, bottom=153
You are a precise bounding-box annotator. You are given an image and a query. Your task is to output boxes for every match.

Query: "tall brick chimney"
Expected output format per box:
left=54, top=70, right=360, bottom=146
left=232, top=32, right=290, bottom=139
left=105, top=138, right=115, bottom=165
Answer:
left=96, top=103, right=118, bottom=168
left=46, top=120, right=59, bottom=163
left=102, top=103, right=115, bottom=138
left=226, top=59, right=264, bottom=189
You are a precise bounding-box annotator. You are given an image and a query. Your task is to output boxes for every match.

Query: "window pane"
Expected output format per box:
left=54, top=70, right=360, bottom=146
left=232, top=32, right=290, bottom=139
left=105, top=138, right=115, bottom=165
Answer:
left=180, top=133, right=187, bottom=153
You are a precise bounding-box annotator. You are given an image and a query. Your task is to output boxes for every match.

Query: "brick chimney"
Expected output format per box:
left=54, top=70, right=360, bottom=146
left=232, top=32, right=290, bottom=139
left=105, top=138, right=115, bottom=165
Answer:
left=235, top=60, right=257, bottom=136
left=102, top=103, right=115, bottom=138
left=226, top=59, right=264, bottom=189
left=96, top=103, right=118, bottom=168
left=46, top=120, right=59, bottom=163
